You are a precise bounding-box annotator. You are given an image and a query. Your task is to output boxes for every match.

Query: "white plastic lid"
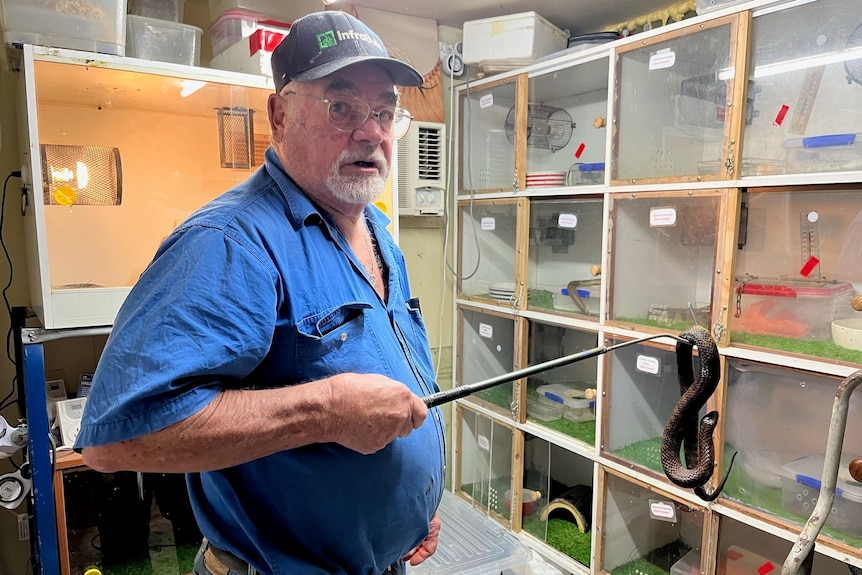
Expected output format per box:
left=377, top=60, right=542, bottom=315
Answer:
left=537, top=383, right=595, bottom=409
left=409, top=491, right=532, bottom=575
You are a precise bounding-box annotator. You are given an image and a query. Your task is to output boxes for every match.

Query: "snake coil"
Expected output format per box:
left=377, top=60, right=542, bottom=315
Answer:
left=661, top=325, right=736, bottom=501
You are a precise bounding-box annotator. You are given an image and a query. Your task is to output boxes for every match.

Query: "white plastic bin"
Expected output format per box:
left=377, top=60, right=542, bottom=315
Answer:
left=1, top=0, right=126, bottom=56
left=462, top=11, right=567, bottom=70
left=127, top=15, right=202, bottom=66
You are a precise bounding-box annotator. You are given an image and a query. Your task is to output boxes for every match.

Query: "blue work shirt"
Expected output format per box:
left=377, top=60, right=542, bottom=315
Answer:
left=76, top=147, right=446, bottom=575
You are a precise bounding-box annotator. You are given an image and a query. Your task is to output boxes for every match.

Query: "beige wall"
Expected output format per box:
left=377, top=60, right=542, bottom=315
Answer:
left=0, top=3, right=456, bottom=573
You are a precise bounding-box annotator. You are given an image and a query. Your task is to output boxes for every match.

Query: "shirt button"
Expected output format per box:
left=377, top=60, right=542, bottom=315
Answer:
left=340, top=332, right=348, bottom=342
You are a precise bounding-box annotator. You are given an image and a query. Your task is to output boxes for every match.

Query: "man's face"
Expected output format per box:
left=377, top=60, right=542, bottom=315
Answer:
left=269, top=63, right=399, bottom=213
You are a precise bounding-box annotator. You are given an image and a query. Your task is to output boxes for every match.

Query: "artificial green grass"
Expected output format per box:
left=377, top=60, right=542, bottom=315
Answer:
left=531, top=416, right=597, bottom=446
left=90, top=543, right=198, bottom=575
left=610, top=541, right=690, bottom=575
left=546, top=518, right=591, bottom=565
left=612, top=436, right=664, bottom=474
left=730, top=331, right=862, bottom=363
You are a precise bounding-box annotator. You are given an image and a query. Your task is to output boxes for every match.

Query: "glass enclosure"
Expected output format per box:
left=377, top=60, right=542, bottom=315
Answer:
left=600, top=471, right=705, bottom=575
left=458, top=308, right=516, bottom=413
left=613, top=18, right=737, bottom=182
left=717, top=517, right=857, bottom=575
left=602, top=338, right=698, bottom=479
left=526, top=55, right=610, bottom=187
left=742, top=0, right=862, bottom=176
left=525, top=321, right=598, bottom=445
left=459, top=78, right=519, bottom=193
left=523, top=435, right=594, bottom=567
left=732, top=188, right=862, bottom=362
left=61, top=468, right=201, bottom=575
left=23, top=51, right=270, bottom=329
left=609, top=193, right=720, bottom=330
left=527, top=198, right=604, bottom=319
left=722, top=359, right=862, bottom=548
left=456, top=407, right=516, bottom=528
left=458, top=200, right=523, bottom=303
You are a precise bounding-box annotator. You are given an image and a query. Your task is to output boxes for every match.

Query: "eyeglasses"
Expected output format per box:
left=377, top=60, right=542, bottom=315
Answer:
left=282, top=90, right=413, bottom=140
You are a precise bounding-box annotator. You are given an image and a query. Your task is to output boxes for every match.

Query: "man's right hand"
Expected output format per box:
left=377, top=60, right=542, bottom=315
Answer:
left=326, top=373, right=428, bottom=454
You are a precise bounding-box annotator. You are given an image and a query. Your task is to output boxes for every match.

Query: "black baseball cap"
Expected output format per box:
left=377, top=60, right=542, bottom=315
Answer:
left=271, top=11, right=423, bottom=92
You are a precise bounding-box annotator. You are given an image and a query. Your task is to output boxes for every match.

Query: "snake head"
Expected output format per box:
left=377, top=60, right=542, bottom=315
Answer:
left=700, top=410, right=720, bottom=430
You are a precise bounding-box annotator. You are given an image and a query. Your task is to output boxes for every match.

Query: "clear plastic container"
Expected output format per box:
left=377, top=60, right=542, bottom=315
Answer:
left=537, top=383, right=596, bottom=423
left=0, top=0, right=126, bottom=56
left=670, top=549, right=700, bottom=575
left=526, top=394, right=563, bottom=422
left=783, top=133, right=862, bottom=173
left=408, top=491, right=531, bottom=575
left=720, top=546, right=780, bottom=575
left=780, top=453, right=862, bottom=538
left=126, top=15, right=202, bottom=66
left=128, top=0, right=184, bottom=23
left=209, top=8, right=291, bottom=58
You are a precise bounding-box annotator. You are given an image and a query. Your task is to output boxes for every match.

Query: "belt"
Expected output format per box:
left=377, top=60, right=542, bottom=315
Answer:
left=203, top=541, right=257, bottom=575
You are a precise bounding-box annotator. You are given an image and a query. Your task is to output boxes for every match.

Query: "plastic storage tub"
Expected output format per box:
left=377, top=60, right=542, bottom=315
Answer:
left=720, top=545, right=780, bottom=575
left=783, top=133, right=862, bottom=173
left=207, top=0, right=318, bottom=23
left=126, top=16, right=202, bottom=66
left=780, top=453, right=862, bottom=538
left=128, top=0, right=184, bottom=22
left=733, top=279, right=854, bottom=340
left=526, top=394, right=563, bottom=422
left=696, top=0, right=750, bottom=14
left=408, top=491, right=531, bottom=575
left=568, top=162, right=606, bottom=185
left=670, top=549, right=700, bottom=575
left=537, top=383, right=596, bottom=423
left=553, top=287, right=599, bottom=315
left=209, top=9, right=291, bottom=58
left=0, top=0, right=126, bottom=56
left=462, top=11, right=567, bottom=70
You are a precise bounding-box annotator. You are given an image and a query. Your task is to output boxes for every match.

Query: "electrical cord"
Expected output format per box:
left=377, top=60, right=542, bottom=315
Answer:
left=0, top=171, right=22, bottom=413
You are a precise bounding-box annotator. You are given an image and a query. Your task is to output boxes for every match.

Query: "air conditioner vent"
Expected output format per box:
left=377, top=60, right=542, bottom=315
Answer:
left=397, top=121, right=447, bottom=216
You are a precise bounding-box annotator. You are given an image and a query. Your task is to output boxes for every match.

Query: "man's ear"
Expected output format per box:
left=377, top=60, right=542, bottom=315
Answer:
left=268, top=93, right=286, bottom=137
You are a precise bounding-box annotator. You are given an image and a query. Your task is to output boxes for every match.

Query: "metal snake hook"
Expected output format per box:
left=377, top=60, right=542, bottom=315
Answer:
left=781, top=368, right=862, bottom=575
left=423, top=333, right=687, bottom=408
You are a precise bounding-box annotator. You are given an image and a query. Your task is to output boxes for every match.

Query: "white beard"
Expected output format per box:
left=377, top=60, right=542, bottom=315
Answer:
left=325, top=147, right=390, bottom=205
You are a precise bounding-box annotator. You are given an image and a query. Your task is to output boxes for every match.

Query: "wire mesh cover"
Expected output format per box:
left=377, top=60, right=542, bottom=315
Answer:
left=40, top=144, right=122, bottom=206
left=846, top=23, right=862, bottom=86
left=504, top=104, right=574, bottom=152
left=217, top=107, right=255, bottom=169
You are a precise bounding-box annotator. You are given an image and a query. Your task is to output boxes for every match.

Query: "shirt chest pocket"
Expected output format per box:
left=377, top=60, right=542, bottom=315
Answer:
left=295, top=302, right=376, bottom=366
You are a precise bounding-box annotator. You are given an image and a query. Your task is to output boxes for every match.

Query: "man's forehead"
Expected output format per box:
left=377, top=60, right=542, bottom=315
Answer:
left=317, top=65, right=399, bottom=100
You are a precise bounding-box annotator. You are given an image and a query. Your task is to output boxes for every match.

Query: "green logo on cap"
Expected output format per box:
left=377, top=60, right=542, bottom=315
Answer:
left=317, top=30, right=337, bottom=50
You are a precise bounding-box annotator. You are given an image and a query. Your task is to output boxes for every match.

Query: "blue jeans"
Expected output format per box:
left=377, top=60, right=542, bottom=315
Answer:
left=192, top=540, right=404, bottom=575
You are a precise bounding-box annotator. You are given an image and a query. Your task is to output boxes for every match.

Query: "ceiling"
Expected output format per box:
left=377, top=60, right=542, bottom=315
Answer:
left=333, top=0, right=688, bottom=36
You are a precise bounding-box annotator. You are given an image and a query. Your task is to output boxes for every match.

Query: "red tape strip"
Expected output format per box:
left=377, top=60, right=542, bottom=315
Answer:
left=800, top=256, right=819, bottom=277
left=574, top=142, right=586, bottom=158
left=773, top=104, right=789, bottom=127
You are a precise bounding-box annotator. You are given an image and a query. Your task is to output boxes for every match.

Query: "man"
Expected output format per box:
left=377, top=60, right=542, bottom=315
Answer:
left=76, top=10, right=445, bottom=575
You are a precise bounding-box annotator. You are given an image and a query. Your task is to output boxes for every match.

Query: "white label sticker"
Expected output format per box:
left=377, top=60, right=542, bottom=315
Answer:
left=649, top=48, right=676, bottom=71
left=649, top=207, right=677, bottom=227
left=649, top=499, right=677, bottom=522
left=481, top=217, right=496, bottom=231
left=479, top=323, right=494, bottom=339
left=636, top=354, right=660, bottom=375
left=479, top=94, right=494, bottom=109
left=558, top=213, right=578, bottom=229
left=478, top=434, right=490, bottom=451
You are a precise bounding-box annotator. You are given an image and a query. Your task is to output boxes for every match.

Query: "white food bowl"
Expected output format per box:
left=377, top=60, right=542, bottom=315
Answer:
left=831, top=318, right=862, bottom=351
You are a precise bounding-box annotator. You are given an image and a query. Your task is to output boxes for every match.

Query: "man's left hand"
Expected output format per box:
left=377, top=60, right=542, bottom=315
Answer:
left=403, top=514, right=441, bottom=566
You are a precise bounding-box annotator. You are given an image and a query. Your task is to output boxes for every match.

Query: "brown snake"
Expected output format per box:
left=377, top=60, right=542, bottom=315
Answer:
left=661, top=325, right=736, bottom=501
